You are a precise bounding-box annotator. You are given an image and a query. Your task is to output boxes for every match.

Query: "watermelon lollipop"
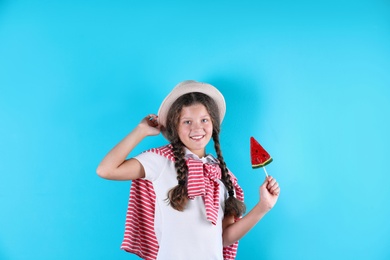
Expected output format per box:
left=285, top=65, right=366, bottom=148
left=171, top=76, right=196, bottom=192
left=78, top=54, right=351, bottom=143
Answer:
left=250, top=136, right=273, bottom=177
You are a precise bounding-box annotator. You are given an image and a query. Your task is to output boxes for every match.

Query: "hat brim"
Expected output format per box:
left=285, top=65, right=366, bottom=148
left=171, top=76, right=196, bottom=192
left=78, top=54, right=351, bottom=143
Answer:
left=157, top=80, right=226, bottom=129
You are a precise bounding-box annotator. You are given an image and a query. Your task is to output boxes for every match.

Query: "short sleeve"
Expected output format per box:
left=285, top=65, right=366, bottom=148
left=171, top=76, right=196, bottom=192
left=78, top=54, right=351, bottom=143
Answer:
left=134, top=151, right=170, bottom=182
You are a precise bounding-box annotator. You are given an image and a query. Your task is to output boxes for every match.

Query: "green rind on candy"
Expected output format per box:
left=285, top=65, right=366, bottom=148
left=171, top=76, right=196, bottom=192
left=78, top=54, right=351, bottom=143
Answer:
left=251, top=158, right=273, bottom=169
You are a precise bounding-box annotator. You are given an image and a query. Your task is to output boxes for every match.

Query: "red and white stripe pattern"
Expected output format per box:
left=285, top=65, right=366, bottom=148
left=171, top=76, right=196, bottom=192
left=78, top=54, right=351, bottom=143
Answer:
left=120, top=145, right=244, bottom=260
left=186, top=157, right=222, bottom=225
left=146, top=145, right=175, bottom=161
left=121, top=179, right=158, bottom=260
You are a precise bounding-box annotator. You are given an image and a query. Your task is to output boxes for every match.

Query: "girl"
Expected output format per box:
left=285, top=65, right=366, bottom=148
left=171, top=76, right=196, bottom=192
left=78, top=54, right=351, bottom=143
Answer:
left=97, top=80, right=280, bottom=260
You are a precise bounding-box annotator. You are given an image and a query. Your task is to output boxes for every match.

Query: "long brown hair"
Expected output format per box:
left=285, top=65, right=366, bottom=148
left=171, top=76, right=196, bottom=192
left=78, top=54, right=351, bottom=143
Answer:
left=165, top=92, right=246, bottom=218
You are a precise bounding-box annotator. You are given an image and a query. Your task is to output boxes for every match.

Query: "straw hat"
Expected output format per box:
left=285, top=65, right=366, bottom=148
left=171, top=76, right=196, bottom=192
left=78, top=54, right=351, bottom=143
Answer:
left=157, top=80, right=226, bottom=128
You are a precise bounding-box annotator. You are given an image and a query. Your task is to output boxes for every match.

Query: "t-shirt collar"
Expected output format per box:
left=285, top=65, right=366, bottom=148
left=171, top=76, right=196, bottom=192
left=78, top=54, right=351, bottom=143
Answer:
left=184, top=147, right=218, bottom=164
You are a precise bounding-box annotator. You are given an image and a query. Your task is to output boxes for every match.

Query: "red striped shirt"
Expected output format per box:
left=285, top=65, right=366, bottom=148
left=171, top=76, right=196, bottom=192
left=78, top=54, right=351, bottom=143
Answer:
left=121, top=145, right=244, bottom=260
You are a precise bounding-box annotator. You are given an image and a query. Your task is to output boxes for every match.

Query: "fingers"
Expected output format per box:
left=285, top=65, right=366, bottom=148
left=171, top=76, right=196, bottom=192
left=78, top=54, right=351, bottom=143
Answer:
left=146, top=114, right=159, bottom=127
left=266, top=176, right=280, bottom=196
left=147, top=114, right=157, bottom=121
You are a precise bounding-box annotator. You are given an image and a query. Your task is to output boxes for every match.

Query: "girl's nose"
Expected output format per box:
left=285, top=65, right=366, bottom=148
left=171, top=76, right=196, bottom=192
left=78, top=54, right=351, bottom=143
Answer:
left=191, top=121, right=202, bottom=130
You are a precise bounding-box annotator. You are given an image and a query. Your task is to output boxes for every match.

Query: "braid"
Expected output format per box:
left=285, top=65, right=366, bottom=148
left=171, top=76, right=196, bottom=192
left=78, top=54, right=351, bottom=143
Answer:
left=213, top=133, right=246, bottom=218
left=166, top=139, right=189, bottom=211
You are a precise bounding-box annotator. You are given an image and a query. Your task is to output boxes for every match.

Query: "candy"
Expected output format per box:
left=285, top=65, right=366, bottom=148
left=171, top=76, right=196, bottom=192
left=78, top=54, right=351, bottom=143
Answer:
left=250, top=137, right=272, bottom=176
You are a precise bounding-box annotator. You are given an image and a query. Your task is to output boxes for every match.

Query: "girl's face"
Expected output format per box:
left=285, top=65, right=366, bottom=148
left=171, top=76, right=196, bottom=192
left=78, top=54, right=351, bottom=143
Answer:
left=177, top=103, right=213, bottom=158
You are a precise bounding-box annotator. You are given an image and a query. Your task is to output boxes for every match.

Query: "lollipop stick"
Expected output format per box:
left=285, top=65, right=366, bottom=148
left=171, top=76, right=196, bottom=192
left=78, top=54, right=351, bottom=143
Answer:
left=263, top=166, right=269, bottom=177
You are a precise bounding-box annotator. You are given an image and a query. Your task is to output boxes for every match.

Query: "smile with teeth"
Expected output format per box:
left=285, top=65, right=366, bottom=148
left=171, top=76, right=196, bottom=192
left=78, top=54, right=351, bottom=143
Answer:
left=190, top=135, right=204, bottom=140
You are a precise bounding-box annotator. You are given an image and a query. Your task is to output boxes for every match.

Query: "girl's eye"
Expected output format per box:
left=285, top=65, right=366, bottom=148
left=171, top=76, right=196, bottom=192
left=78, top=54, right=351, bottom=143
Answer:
left=202, top=119, right=209, bottom=123
left=183, top=120, right=191, bottom=125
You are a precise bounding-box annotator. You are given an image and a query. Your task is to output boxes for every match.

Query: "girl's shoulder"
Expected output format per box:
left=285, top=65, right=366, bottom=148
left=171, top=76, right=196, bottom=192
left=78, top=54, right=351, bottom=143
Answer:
left=143, top=144, right=174, bottom=162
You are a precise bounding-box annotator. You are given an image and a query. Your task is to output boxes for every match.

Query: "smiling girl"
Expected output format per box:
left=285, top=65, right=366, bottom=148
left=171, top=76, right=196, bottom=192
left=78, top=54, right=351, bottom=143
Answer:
left=97, top=80, right=280, bottom=260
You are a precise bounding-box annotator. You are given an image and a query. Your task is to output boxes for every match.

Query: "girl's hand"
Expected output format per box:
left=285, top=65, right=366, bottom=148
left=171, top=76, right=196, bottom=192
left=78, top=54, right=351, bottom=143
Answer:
left=258, top=176, right=280, bottom=211
left=138, top=114, right=161, bottom=136
left=222, top=175, right=280, bottom=245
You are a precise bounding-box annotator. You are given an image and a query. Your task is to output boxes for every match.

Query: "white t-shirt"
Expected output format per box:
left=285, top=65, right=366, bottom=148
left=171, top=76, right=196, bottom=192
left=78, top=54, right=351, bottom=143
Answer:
left=134, top=149, right=228, bottom=260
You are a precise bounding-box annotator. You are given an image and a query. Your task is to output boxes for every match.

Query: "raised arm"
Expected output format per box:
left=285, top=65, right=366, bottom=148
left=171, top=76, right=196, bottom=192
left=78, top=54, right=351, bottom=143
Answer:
left=96, top=115, right=160, bottom=181
left=222, top=176, right=280, bottom=247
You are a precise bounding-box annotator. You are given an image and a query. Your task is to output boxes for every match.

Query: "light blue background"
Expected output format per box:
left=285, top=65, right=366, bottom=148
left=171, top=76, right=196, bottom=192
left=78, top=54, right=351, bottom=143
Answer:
left=1, top=0, right=389, bottom=259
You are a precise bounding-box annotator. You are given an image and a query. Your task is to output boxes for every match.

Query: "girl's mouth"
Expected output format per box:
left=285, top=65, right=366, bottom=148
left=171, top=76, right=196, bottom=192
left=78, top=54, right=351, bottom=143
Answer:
left=190, top=135, right=204, bottom=140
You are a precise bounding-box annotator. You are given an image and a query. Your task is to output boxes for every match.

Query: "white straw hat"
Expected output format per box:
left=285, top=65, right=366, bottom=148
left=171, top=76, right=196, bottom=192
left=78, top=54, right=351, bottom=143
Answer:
left=157, top=80, right=226, bottom=128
